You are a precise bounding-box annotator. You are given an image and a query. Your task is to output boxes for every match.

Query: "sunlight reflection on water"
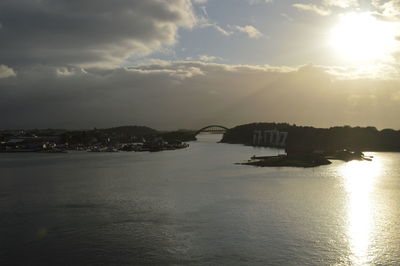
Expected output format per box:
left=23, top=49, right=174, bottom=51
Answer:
left=340, top=157, right=382, bottom=265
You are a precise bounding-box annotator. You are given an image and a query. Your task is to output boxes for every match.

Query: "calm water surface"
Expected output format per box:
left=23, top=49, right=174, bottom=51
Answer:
left=1, top=134, right=399, bottom=265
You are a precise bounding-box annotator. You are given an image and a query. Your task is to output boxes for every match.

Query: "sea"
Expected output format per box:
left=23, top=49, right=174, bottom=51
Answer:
left=1, top=134, right=399, bottom=265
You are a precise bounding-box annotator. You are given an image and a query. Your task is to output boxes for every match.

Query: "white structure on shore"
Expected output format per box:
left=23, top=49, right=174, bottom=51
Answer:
left=253, top=130, right=288, bottom=147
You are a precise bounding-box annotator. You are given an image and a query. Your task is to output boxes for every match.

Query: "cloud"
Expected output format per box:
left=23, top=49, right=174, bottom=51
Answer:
left=198, top=55, right=223, bottom=62
left=323, top=0, right=358, bottom=8
left=197, top=20, right=263, bottom=39
left=194, top=4, right=262, bottom=39
left=0, top=0, right=196, bottom=67
left=369, top=0, right=400, bottom=23
left=194, top=8, right=262, bottom=39
left=234, top=25, right=263, bottom=38
left=196, top=16, right=234, bottom=36
left=377, top=0, right=400, bottom=18
left=209, top=23, right=234, bottom=36
left=293, top=4, right=331, bottom=16
left=292, top=0, right=358, bottom=16
left=244, top=0, right=273, bottom=4
left=0, top=65, right=16, bottom=78
left=2, top=62, right=400, bottom=130
left=280, top=13, right=294, bottom=22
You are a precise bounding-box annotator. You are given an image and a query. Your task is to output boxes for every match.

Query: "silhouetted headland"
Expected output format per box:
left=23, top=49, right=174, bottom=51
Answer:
left=222, top=122, right=400, bottom=151
left=224, top=122, right=397, bottom=167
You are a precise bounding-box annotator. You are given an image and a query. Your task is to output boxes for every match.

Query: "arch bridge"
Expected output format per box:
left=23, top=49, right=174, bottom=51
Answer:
left=195, top=125, right=229, bottom=136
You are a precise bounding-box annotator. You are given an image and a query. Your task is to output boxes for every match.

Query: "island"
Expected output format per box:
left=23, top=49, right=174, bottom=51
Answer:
left=239, top=149, right=372, bottom=168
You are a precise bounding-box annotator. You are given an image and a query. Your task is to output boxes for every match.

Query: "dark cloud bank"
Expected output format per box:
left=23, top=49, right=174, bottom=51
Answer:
left=1, top=0, right=400, bottom=130
left=0, top=0, right=194, bottom=66
left=2, top=62, right=400, bottom=130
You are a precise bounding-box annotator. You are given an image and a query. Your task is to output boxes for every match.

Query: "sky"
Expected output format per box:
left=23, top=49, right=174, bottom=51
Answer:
left=1, top=0, right=400, bottom=130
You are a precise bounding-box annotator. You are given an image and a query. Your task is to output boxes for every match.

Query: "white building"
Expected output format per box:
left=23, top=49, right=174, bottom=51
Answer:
left=253, top=129, right=288, bottom=147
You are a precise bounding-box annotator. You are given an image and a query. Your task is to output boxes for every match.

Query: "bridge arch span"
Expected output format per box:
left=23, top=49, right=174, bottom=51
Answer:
left=195, top=125, right=229, bottom=136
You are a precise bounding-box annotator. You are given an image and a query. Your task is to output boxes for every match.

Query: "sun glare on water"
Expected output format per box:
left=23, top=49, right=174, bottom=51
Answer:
left=341, top=158, right=382, bottom=265
left=330, top=12, right=398, bottom=63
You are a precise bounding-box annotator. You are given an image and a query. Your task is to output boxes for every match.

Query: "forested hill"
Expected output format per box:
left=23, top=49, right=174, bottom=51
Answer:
left=221, top=123, right=400, bottom=152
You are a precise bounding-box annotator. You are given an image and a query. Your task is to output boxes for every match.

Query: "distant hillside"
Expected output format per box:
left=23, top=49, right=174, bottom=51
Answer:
left=1, top=125, right=198, bottom=146
left=57, top=126, right=197, bottom=144
left=100, top=125, right=158, bottom=136
left=221, top=122, right=400, bottom=152
left=59, top=125, right=158, bottom=144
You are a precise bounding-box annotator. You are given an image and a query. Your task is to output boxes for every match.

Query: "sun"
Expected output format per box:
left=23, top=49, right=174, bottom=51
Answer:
left=329, top=12, right=398, bottom=63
